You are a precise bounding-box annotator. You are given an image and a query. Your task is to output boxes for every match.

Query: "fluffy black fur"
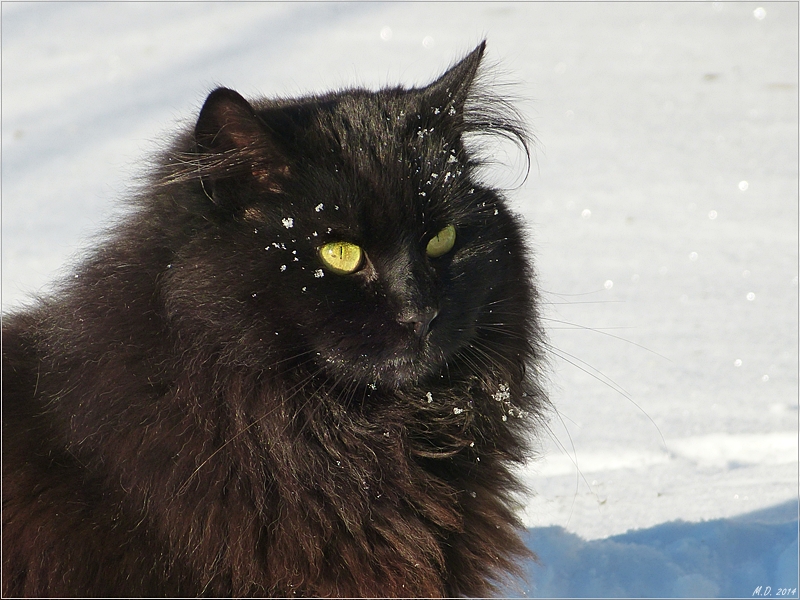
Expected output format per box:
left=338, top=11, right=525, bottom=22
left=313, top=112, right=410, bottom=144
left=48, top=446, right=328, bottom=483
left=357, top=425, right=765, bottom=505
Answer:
left=2, top=42, right=547, bottom=597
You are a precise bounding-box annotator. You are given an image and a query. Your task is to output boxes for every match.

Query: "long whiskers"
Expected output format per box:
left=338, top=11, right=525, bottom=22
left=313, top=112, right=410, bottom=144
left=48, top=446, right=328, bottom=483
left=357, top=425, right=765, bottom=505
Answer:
left=545, top=343, right=667, bottom=451
left=542, top=317, right=672, bottom=363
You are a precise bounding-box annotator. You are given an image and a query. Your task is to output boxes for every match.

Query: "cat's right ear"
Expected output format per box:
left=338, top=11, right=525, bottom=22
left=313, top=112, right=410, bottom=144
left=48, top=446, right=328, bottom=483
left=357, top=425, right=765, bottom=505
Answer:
left=194, top=88, right=287, bottom=206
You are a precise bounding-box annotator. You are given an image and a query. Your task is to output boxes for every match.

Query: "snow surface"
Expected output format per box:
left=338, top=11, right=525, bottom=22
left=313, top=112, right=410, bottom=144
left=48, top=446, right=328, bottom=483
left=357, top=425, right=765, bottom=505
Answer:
left=2, top=2, right=797, bottom=597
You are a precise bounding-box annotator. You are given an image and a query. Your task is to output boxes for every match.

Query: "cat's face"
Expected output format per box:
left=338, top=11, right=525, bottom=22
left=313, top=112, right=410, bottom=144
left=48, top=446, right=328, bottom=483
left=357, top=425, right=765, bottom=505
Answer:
left=165, top=44, right=530, bottom=391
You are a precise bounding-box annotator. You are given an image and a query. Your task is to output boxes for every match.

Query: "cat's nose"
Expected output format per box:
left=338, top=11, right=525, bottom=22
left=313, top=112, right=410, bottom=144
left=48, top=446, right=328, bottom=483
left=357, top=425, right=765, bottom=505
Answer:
left=398, top=307, right=439, bottom=338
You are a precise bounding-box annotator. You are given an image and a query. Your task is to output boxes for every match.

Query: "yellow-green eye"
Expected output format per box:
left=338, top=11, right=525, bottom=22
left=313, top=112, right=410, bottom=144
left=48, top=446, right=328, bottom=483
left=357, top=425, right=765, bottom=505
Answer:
left=319, top=241, right=363, bottom=274
left=426, top=224, right=456, bottom=258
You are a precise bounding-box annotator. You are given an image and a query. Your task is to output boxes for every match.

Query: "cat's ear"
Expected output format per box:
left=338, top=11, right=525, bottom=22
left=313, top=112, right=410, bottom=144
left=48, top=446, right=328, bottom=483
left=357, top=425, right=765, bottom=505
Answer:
left=195, top=88, right=263, bottom=154
left=194, top=88, right=287, bottom=206
left=423, top=41, right=486, bottom=119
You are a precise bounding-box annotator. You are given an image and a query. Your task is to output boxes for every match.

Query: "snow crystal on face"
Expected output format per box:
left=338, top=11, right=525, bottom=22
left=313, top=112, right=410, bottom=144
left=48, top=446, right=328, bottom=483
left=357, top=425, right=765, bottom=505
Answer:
left=280, top=265, right=287, bottom=272
left=453, top=407, right=464, bottom=415
left=315, top=203, right=324, bottom=212
left=426, top=392, right=433, bottom=403
left=282, top=217, right=294, bottom=228
left=493, top=383, right=511, bottom=402
left=314, top=269, right=324, bottom=278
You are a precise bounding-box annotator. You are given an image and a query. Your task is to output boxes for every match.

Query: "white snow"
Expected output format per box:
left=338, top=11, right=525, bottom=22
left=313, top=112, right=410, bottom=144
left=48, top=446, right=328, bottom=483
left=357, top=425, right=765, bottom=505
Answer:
left=2, top=2, right=797, bottom=597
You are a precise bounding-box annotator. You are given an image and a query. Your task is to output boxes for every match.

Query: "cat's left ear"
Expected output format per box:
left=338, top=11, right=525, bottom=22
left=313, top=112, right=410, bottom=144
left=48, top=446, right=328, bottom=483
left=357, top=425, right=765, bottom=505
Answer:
left=422, top=41, right=486, bottom=120
left=194, top=88, right=287, bottom=206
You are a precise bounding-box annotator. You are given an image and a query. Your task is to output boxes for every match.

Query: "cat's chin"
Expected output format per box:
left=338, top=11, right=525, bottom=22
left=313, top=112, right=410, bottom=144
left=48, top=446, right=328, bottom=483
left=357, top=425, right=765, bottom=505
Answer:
left=319, top=346, right=444, bottom=391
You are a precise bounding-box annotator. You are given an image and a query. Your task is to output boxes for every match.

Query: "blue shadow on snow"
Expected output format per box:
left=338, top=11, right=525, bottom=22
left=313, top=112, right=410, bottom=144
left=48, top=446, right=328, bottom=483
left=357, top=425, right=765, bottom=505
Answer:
left=501, top=500, right=799, bottom=598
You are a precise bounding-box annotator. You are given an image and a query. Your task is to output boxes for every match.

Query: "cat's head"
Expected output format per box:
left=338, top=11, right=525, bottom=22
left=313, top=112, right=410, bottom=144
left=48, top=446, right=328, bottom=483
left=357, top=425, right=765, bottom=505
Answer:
left=161, top=42, right=534, bottom=391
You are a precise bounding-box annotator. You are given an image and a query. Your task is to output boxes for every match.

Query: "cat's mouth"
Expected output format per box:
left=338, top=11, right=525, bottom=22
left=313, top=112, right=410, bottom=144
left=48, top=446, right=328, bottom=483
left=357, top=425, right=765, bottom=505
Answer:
left=317, top=334, right=446, bottom=389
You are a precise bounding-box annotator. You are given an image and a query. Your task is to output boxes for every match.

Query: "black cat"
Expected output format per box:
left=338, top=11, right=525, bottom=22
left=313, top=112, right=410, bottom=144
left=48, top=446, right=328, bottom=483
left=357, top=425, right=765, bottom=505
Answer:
left=2, top=41, right=547, bottom=597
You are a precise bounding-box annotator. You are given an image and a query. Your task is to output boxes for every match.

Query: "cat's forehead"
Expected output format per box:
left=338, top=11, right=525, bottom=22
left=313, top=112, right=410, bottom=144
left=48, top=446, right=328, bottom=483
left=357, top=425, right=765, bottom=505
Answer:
left=315, top=91, right=466, bottom=206
left=320, top=91, right=432, bottom=156
left=253, top=89, right=474, bottom=240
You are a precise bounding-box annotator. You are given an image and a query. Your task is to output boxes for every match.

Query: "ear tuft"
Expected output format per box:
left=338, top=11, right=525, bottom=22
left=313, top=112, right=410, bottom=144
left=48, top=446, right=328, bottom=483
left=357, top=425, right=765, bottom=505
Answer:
left=424, top=41, right=486, bottom=115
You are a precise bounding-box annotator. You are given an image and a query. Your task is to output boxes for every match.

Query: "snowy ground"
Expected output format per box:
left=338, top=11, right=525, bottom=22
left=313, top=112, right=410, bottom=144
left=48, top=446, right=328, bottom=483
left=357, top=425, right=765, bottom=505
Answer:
left=2, top=2, right=797, bottom=597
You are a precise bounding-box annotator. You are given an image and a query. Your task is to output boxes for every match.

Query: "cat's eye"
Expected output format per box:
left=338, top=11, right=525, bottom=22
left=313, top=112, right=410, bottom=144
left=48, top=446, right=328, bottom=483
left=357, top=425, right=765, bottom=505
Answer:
left=319, top=241, right=364, bottom=274
left=426, top=225, right=456, bottom=258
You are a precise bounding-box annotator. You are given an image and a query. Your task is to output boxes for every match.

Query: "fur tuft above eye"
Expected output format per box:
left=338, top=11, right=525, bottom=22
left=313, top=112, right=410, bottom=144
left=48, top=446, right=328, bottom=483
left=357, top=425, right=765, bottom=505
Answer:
left=426, top=224, right=456, bottom=258
left=319, top=241, right=364, bottom=274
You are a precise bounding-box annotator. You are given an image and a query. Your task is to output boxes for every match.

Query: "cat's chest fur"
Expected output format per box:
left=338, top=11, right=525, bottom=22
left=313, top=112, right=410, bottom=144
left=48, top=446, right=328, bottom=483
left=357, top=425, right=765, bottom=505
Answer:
left=2, top=42, right=547, bottom=597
